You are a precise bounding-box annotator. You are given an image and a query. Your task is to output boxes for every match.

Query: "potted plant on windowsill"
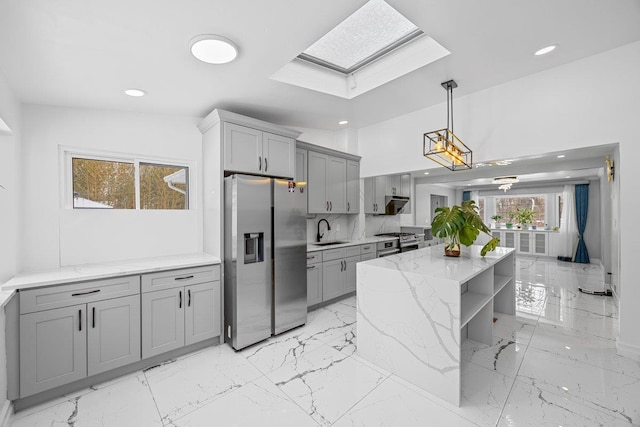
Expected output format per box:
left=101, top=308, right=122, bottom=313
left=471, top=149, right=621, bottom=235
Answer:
left=490, top=214, right=503, bottom=229
left=431, top=200, right=500, bottom=257
left=506, top=211, right=516, bottom=229
left=516, top=207, right=535, bottom=230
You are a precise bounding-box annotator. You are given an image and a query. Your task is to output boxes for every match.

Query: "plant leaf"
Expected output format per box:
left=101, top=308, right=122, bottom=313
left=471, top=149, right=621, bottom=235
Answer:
left=480, top=237, right=501, bottom=256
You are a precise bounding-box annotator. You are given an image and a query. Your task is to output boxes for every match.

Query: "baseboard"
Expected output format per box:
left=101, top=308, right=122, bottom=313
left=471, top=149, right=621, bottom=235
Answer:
left=616, top=339, right=640, bottom=361
left=0, top=400, right=13, bottom=427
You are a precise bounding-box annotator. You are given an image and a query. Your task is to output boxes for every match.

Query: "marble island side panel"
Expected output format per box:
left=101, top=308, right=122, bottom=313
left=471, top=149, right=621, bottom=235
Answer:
left=355, top=245, right=515, bottom=407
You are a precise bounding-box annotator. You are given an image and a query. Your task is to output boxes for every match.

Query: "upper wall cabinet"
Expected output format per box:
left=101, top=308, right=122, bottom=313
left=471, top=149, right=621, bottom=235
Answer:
left=298, top=141, right=361, bottom=215
left=224, top=123, right=295, bottom=178
left=364, top=173, right=412, bottom=214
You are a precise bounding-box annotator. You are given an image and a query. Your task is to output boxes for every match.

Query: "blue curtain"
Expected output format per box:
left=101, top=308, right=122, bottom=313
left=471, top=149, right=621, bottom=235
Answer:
left=574, top=184, right=590, bottom=263
left=462, top=191, right=471, bottom=202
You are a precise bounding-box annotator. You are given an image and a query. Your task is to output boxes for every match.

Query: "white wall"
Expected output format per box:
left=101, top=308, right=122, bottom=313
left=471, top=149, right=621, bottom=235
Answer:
left=0, top=72, right=20, bottom=423
left=413, top=182, right=457, bottom=226
left=19, top=105, right=204, bottom=271
left=358, top=41, right=640, bottom=359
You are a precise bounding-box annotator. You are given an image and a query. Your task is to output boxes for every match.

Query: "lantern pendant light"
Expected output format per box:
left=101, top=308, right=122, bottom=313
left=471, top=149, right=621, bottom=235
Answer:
left=423, top=80, right=472, bottom=171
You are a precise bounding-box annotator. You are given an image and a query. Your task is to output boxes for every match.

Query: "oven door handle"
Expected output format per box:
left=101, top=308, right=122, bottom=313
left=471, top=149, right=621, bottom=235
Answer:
left=377, top=249, right=400, bottom=257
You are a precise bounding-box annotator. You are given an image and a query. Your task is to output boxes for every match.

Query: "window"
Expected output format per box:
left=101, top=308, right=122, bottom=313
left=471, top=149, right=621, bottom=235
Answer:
left=298, top=0, right=423, bottom=74
left=70, top=154, right=189, bottom=210
left=495, top=195, right=546, bottom=226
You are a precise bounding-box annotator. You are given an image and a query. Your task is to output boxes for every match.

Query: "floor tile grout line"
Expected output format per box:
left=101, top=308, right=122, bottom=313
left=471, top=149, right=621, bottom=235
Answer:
left=327, top=374, right=393, bottom=426
left=142, top=369, right=167, bottom=426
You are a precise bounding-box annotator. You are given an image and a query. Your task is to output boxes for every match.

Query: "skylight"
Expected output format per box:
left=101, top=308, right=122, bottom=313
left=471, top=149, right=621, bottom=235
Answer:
left=299, top=0, right=422, bottom=74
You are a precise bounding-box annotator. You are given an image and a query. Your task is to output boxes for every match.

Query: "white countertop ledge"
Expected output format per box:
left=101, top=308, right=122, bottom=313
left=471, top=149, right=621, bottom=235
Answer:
left=359, top=244, right=515, bottom=284
left=1, top=253, right=221, bottom=291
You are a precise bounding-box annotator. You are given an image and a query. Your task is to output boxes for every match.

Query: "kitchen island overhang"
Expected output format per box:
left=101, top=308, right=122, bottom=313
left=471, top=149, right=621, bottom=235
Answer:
left=356, top=244, right=516, bottom=407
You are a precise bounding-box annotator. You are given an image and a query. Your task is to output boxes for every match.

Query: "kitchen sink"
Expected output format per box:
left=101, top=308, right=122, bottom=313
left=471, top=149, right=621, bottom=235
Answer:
left=312, top=241, right=349, bottom=246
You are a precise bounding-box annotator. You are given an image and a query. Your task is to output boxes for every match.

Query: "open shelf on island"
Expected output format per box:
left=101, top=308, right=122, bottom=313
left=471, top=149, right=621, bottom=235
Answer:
left=494, top=274, right=512, bottom=295
left=461, top=291, right=492, bottom=327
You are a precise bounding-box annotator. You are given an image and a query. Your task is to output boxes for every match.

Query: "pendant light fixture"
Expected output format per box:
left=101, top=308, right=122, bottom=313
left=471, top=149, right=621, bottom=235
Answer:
left=423, top=80, right=472, bottom=171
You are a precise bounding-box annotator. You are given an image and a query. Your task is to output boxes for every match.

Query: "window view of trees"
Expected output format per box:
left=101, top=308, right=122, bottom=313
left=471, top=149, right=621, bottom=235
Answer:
left=73, top=158, right=135, bottom=209
left=495, top=196, right=546, bottom=226
left=140, top=163, right=188, bottom=209
left=72, top=158, right=188, bottom=210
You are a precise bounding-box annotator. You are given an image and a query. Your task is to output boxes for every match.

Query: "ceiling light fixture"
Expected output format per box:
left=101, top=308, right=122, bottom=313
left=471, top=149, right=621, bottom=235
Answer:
left=424, top=80, right=472, bottom=171
left=190, top=35, right=238, bottom=64
left=124, top=89, right=146, bottom=97
left=557, top=154, right=566, bottom=158
left=424, top=172, right=430, bottom=175
left=338, top=120, right=349, bottom=125
left=535, top=45, right=557, bottom=56
left=498, top=183, right=512, bottom=192
left=492, top=176, right=519, bottom=184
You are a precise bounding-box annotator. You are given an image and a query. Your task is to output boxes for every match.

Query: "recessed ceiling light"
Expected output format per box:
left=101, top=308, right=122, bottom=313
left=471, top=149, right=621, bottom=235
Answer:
left=338, top=120, right=349, bottom=125
left=424, top=172, right=430, bottom=175
left=535, top=45, right=557, bottom=56
left=561, top=386, right=569, bottom=391
left=566, top=176, right=571, bottom=179
left=190, top=35, right=238, bottom=64
left=557, top=155, right=566, bottom=158
left=565, top=346, right=571, bottom=350
left=124, top=89, right=146, bottom=97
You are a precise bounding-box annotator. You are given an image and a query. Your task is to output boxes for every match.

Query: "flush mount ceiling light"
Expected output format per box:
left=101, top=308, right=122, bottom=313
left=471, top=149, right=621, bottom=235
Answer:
left=338, top=120, right=349, bottom=125
left=190, top=35, right=238, bottom=64
left=492, top=176, right=519, bottom=184
left=424, top=80, right=472, bottom=171
left=124, top=88, right=146, bottom=97
left=535, top=45, right=557, bottom=56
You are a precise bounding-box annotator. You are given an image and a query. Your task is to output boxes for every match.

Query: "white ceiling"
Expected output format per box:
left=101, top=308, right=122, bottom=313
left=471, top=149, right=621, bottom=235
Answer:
left=1, top=0, right=640, bottom=131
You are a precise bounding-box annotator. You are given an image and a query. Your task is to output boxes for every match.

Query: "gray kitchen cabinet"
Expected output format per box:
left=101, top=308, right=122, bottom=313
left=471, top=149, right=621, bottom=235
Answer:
left=295, top=148, right=307, bottom=183
left=346, top=160, right=360, bottom=214
left=364, top=176, right=387, bottom=214
left=20, top=304, right=87, bottom=397
left=223, top=122, right=295, bottom=178
left=308, top=151, right=347, bottom=214
left=322, top=259, right=344, bottom=301
left=142, top=266, right=221, bottom=358
left=399, top=174, right=411, bottom=214
left=185, top=282, right=220, bottom=346
left=306, top=263, right=323, bottom=307
left=386, top=175, right=401, bottom=196
left=88, top=295, right=141, bottom=376
left=142, top=288, right=185, bottom=358
left=344, top=255, right=359, bottom=293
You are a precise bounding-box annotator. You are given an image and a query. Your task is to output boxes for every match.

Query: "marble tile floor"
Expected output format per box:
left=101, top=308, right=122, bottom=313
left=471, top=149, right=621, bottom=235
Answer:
left=11, top=257, right=640, bottom=427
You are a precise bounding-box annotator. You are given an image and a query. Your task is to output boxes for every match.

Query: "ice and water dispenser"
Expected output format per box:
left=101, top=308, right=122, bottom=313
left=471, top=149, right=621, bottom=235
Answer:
left=244, top=232, right=264, bottom=264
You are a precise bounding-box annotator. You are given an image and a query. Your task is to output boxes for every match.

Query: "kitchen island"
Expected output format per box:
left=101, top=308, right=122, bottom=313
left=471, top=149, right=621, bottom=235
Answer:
left=356, top=244, right=515, bottom=406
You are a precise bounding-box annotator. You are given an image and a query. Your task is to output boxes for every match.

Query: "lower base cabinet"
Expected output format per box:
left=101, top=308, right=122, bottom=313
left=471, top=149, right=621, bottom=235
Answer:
left=307, top=262, right=323, bottom=306
left=142, top=281, right=220, bottom=359
left=20, top=294, right=141, bottom=397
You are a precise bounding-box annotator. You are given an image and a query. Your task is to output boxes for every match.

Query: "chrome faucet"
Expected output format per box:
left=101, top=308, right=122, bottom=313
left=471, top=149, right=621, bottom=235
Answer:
left=317, top=219, right=331, bottom=242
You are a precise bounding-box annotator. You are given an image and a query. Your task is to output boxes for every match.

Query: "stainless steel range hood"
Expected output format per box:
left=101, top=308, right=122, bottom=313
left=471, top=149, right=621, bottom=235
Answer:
left=384, top=195, right=409, bottom=215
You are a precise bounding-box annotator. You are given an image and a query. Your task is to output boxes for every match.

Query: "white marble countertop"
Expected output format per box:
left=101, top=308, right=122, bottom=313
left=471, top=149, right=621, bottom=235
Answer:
left=359, top=244, right=515, bottom=284
left=307, top=236, right=397, bottom=253
left=1, top=253, right=221, bottom=291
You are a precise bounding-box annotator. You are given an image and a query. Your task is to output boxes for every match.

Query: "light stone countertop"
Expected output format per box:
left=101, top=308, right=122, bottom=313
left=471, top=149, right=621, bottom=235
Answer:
left=1, top=253, right=221, bottom=291
left=307, top=236, right=397, bottom=253
left=359, top=244, right=515, bottom=284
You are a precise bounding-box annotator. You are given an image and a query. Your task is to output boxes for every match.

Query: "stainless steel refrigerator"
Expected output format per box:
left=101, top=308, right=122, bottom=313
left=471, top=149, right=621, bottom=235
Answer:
left=224, top=174, right=307, bottom=350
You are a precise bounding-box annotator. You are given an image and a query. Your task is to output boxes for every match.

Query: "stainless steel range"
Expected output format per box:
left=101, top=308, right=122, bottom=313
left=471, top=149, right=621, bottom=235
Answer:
left=374, top=232, right=420, bottom=255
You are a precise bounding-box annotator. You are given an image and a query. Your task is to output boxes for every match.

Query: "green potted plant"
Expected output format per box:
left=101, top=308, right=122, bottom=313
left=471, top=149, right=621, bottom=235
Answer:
left=516, top=207, right=535, bottom=229
left=431, top=200, right=500, bottom=257
left=490, top=214, right=502, bottom=228
left=506, top=211, right=516, bottom=229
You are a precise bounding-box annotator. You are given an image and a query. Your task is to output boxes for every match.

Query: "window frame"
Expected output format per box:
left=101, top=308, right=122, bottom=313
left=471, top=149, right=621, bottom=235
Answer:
left=61, top=147, right=194, bottom=211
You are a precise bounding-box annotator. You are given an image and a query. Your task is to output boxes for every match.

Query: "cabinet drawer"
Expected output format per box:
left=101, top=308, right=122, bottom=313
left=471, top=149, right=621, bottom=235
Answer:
left=142, top=265, right=220, bottom=293
left=306, top=252, right=323, bottom=265
left=344, top=245, right=361, bottom=258
left=20, top=276, right=140, bottom=314
left=360, top=252, right=376, bottom=262
left=322, top=248, right=345, bottom=262
left=360, top=244, right=375, bottom=255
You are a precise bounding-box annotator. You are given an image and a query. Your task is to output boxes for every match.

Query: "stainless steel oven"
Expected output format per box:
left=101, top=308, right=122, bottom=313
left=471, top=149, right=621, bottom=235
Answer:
left=376, top=239, right=400, bottom=257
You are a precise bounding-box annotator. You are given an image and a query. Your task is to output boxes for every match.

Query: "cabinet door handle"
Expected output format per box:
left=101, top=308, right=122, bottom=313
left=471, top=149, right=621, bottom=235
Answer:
left=92, top=306, right=96, bottom=328
left=258, top=156, right=262, bottom=171
left=72, top=289, right=101, bottom=297
left=347, top=202, right=350, bottom=212
left=179, top=290, right=182, bottom=309
left=174, top=275, right=194, bottom=281
left=264, top=158, right=268, bottom=172
left=188, top=289, right=191, bottom=307
left=344, top=260, right=347, bottom=271
left=363, top=246, right=370, bottom=250
left=306, top=255, right=314, bottom=260
left=326, top=201, right=329, bottom=211
left=330, top=201, right=332, bottom=211
left=78, top=309, right=82, bottom=332
left=307, top=265, right=316, bottom=270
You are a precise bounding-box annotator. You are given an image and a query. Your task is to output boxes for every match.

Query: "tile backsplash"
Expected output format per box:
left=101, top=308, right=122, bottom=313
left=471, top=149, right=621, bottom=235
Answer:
left=306, top=214, right=362, bottom=243
left=364, top=214, right=401, bottom=237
